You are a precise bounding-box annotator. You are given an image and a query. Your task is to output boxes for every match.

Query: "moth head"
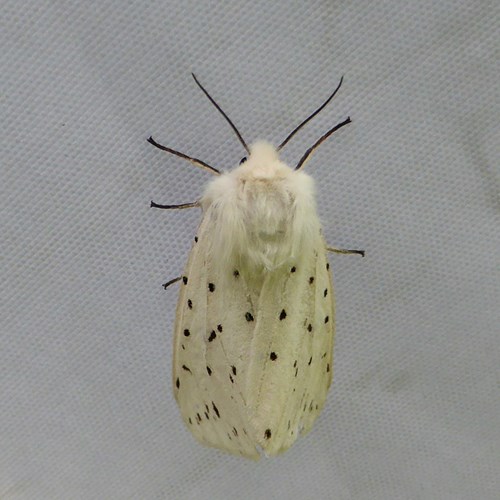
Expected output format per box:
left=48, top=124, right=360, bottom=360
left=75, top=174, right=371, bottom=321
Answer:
left=239, top=141, right=277, bottom=165
left=235, top=141, right=289, bottom=179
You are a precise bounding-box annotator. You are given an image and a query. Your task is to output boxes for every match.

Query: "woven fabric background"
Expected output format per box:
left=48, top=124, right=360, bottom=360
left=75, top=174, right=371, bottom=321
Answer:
left=2, top=1, right=499, bottom=499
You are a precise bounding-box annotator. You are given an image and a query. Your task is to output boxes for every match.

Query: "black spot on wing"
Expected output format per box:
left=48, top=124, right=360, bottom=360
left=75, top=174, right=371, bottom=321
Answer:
left=279, top=309, right=287, bottom=320
left=245, top=312, right=254, bottom=322
left=212, top=402, right=220, bottom=418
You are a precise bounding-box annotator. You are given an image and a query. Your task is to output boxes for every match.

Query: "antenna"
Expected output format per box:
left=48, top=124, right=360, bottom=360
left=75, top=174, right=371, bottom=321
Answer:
left=191, top=73, right=250, bottom=154
left=278, top=76, right=344, bottom=151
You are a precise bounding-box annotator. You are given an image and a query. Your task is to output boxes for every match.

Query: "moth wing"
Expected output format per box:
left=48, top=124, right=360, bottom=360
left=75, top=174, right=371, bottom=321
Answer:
left=245, top=233, right=335, bottom=456
left=173, top=211, right=260, bottom=459
left=295, top=241, right=335, bottom=436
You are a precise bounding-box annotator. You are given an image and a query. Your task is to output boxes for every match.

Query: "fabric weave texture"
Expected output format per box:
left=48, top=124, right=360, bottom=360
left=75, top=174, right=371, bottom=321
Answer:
left=1, top=1, right=499, bottom=498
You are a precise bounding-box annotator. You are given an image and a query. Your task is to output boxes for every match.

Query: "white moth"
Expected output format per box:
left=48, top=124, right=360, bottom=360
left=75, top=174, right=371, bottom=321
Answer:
left=150, top=74, right=363, bottom=460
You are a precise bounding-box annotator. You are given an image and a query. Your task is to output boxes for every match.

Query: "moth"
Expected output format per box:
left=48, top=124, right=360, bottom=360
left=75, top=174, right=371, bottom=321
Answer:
left=149, top=74, right=363, bottom=459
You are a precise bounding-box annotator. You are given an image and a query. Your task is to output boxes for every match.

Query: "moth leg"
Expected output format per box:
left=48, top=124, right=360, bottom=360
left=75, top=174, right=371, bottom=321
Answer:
left=326, top=246, right=365, bottom=257
left=151, top=201, right=199, bottom=288
left=162, top=276, right=182, bottom=289
left=150, top=201, right=200, bottom=209
left=147, top=136, right=220, bottom=175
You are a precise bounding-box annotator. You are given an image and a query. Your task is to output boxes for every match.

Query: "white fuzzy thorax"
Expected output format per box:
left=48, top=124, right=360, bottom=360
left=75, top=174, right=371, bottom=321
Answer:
left=201, top=141, right=320, bottom=273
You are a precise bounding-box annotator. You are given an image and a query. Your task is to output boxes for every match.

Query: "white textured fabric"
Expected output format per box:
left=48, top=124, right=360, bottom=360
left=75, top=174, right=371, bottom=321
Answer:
left=2, top=1, right=499, bottom=498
